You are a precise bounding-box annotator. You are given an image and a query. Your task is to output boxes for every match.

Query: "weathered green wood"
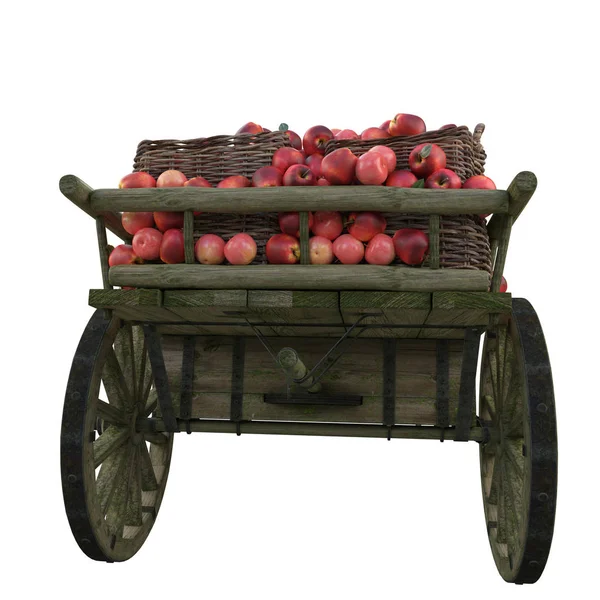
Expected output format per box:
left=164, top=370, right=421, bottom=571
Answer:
left=161, top=336, right=465, bottom=426
left=340, top=291, right=430, bottom=338
left=418, top=291, right=508, bottom=339
left=109, top=264, right=490, bottom=291
left=90, top=185, right=509, bottom=215
left=487, top=171, right=536, bottom=240
left=247, top=290, right=343, bottom=336
left=428, top=215, right=440, bottom=269
left=139, top=418, right=485, bottom=441
left=184, top=210, right=195, bottom=264
left=96, top=217, right=111, bottom=290
left=89, top=288, right=163, bottom=308
left=490, top=215, right=513, bottom=293
left=59, top=175, right=131, bottom=241
left=299, top=212, right=310, bottom=265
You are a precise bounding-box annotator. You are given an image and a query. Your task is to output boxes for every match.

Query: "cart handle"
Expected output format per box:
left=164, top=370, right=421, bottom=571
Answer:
left=60, top=175, right=131, bottom=242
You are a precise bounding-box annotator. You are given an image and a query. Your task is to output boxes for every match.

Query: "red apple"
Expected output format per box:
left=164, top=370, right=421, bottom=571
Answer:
left=252, top=166, right=283, bottom=187
left=195, top=234, right=225, bottom=265
left=184, top=176, right=211, bottom=187
left=217, top=175, right=251, bottom=188
left=360, top=127, right=390, bottom=140
left=365, top=233, right=395, bottom=265
left=317, top=178, right=331, bottom=186
left=303, top=125, right=334, bottom=156
left=355, top=152, right=388, bottom=185
left=380, top=119, right=391, bottom=131
left=311, top=211, right=343, bottom=240
left=157, top=169, right=188, bottom=187
left=266, top=234, right=301, bottom=264
left=283, top=164, right=316, bottom=186
left=272, top=147, right=305, bottom=173
left=388, top=114, right=426, bottom=137
left=386, top=170, right=418, bottom=187
left=425, top=168, right=462, bottom=189
left=331, top=128, right=341, bottom=136
left=335, top=129, right=359, bottom=140
left=333, top=234, right=365, bottom=264
left=408, top=143, right=447, bottom=179
left=154, top=211, right=184, bottom=232
left=121, top=212, right=155, bottom=236
left=393, top=229, right=429, bottom=265
left=320, top=148, right=358, bottom=185
left=132, top=227, right=163, bottom=260
left=279, top=212, right=314, bottom=237
left=108, top=244, right=143, bottom=266
left=368, top=146, right=397, bottom=172
left=225, top=233, right=257, bottom=265
left=160, top=229, right=185, bottom=264
left=309, top=236, right=334, bottom=264
left=306, top=153, right=324, bottom=178
left=462, top=175, right=496, bottom=189
left=277, top=124, right=302, bottom=150
left=236, top=122, right=263, bottom=135
left=500, top=276, right=508, bottom=293
left=347, top=212, right=387, bottom=242
left=119, top=172, right=157, bottom=188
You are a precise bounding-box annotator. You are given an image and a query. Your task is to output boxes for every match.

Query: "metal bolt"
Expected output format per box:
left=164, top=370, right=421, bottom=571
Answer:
left=80, top=538, right=90, bottom=544
left=67, top=474, right=77, bottom=483
left=71, top=391, right=81, bottom=401
left=528, top=560, right=540, bottom=568
left=537, top=403, right=548, bottom=413
left=538, top=492, right=549, bottom=502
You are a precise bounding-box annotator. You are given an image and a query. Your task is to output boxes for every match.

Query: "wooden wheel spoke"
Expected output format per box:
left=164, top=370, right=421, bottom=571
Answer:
left=93, top=425, right=130, bottom=468
left=127, top=324, right=138, bottom=402
left=105, top=446, right=136, bottom=536
left=103, top=346, right=134, bottom=410
left=500, top=329, right=514, bottom=415
left=115, top=325, right=137, bottom=402
left=139, top=442, right=159, bottom=491
left=124, top=446, right=143, bottom=527
left=96, top=399, right=128, bottom=427
left=135, top=329, right=152, bottom=407
left=487, top=454, right=500, bottom=504
left=481, top=393, right=497, bottom=423
left=486, top=347, right=500, bottom=412
left=496, top=460, right=508, bottom=544
left=501, top=459, right=520, bottom=553
left=96, top=445, right=129, bottom=515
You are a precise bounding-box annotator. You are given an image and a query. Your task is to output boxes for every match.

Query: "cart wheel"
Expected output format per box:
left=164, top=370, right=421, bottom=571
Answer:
left=61, top=310, right=173, bottom=562
left=479, top=298, right=557, bottom=584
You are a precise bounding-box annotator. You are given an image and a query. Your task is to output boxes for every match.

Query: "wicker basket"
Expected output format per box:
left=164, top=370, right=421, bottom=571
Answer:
left=132, top=131, right=292, bottom=185
left=324, top=124, right=486, bottom=182
left=384, top=214, right=492, bottom=277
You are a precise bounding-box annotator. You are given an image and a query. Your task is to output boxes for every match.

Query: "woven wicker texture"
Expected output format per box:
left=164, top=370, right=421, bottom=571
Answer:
left=132, top=131, right=292, bottom=185
left=324, top=124, right=486, bottom=182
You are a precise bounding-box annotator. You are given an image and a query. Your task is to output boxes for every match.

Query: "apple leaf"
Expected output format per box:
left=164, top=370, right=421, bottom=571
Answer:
left=279, top=123, right=289, bottom=132
left=411, top=179, right=425, bottom=188
left=420, top=144, right=432, bottom=159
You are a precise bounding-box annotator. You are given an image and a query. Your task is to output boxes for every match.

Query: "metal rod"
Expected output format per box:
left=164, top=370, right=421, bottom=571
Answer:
left=136, top=418, right=486, bottom=442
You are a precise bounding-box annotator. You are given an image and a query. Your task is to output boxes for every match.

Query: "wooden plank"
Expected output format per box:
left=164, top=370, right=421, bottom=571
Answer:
left=340, top=291, right=430, bottom=338
left=418, top=291, right=510, bottom=339
left=109, top=264, right=490, bottom=291
left=247, top=290, right=344, bottom=336
left=161, top=336, right=465, bottom=426
left=91, top=185, right=509, bottom=215
left=89, top=288, right=162, bottom=308
left=59, top=175, right=131, bottom=242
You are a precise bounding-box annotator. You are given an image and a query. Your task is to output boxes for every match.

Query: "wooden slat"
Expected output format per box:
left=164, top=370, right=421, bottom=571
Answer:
left=89, top=288, right=163, bottom=308
left=91, top=185, right=509, bottom=215
left=247, top=290, right=343, bottom=336
left=109, top=264, right=490, bottom=291
left=59, top=175, right=131, bottom=242
left=428, top=215, right=440, bottom=269
left=340, top=291, right=430, bottom=338
left=418, top=292, right=510, bottom=339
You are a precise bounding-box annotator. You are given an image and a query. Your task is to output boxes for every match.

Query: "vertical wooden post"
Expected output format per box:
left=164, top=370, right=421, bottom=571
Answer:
left=428, top=214, right=440, bottom=269
left=96, top=216, right=111, bottom=290
left=184, top=210, right=195, bottom=264
left=299, top=212, right=310, bottom=265
left=490, top=215, right=513, bottom=292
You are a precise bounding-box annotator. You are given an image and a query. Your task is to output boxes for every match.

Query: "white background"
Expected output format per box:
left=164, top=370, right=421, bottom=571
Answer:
left=2, top=1, right=598, bottom=598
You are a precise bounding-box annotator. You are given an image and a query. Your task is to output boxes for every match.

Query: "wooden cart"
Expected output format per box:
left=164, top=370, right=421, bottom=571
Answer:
left=59, top=172, right=557, bottom=584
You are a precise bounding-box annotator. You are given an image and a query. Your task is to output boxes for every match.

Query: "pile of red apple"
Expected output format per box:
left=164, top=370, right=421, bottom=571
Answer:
left=109, top=114, right=507, bottom=291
